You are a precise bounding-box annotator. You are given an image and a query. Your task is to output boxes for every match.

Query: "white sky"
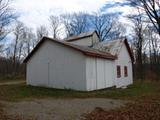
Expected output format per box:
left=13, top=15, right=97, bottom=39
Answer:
left=12, top=0, right=108, bottom=29
left=10, top=0, right=134, bottom=38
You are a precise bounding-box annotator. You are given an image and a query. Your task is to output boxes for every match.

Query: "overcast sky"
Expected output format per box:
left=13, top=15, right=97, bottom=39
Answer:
left=11, top=0, right=133, bottom=30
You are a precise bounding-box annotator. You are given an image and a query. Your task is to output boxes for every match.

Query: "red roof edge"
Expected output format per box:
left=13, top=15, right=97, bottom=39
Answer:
left=83, top=52, right=116, bottom=60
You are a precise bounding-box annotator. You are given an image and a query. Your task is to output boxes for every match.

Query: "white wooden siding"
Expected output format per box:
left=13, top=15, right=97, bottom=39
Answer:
left=114, top=44, right=133, bottom=88
left=85, top=58, right=97, bottom=90
left=105, top=60, right=114, bottom=87
left=26, top=37, right=133, bottom=91
left=86, top=57, right=115, bottom=91
left=27, top=40, right=87, bottom=91
left=96, top=59, right=106, bottom=89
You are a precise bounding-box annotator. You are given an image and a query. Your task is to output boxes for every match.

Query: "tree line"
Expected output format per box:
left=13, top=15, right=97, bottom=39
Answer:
left=128, top=0, right=160, bottom=80
left=0, top=0, right=160, bottom=80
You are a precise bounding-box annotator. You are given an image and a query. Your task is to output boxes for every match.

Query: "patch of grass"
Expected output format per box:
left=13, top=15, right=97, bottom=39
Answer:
left=0, top=75, right=25, bottom=83
left=0, top=84, right=86, bottom=101
left=92, top=81, right=157, bottom=100
left=0, top=80, right=160, bottom=101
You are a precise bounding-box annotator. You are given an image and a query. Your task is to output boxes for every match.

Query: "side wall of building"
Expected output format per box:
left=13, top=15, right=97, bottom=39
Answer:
left=27, top=40, right=87, bottom=91
left=86, top=57, right=115, bottom=91
left=114, top=44, right=133, bottom=88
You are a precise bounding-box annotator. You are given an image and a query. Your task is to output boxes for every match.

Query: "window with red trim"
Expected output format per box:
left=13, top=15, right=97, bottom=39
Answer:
left=124, top=66, right=128, bottom=77
left=117, top=65, right=121, bottom=78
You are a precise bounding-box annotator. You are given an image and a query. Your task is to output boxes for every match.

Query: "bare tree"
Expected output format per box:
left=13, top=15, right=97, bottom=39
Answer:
left=128, top=0, right=160, bottom=35
left=145, top=27, right=160, bottom=63
left=49, top=15, right=61, bottom=39
left=129, top=11, right=147, bottom=80
left=0, top=0, right=16, bottom=54
left=143, top=26, right=160, bottom=80
left=22, top=27, right=36, bottom=57
left=17, top=36, right=24, bottom=62
left=61, top=12, right=89, bottom=37
left=61, top=14, right=72, bottom=37
left=0, top=44, right=3, bottom=52
left=107, top=21, right=126, bottom=40
left=1, top=22, right=37, bottom=76
left=12, top=21, right=25, bottom=74
left=90, top=13, right=114, bottom=41
left=36, top=25, right=48, bottom=41
left=0, top=0, right=16, bottom=41
left=134, top=18, right=144, bottom=65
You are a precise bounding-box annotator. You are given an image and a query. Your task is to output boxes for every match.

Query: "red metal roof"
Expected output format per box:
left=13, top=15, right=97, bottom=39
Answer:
left=23, top=37, right=116, bottom=63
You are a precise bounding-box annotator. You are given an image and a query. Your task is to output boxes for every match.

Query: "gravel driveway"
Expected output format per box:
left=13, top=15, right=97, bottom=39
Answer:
left=1, top=98, right=128, bottom=120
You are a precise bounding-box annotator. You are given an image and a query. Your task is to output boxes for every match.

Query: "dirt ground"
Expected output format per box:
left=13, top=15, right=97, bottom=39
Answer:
left=1, top=98, right=128, bottom=120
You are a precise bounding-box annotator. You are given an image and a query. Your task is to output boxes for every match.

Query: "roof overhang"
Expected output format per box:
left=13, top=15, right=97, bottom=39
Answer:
left=124, top=39, right=135, bottom=63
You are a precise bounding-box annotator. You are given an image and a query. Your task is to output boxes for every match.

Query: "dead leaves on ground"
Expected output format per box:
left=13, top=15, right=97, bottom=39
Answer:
left=83, top=101, right=160, bottom=120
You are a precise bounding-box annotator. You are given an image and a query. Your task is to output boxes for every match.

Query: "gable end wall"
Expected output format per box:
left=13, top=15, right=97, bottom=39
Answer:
left=27, top=40, right=87, bottom=91
left=114, top=43, right=133, bottom=88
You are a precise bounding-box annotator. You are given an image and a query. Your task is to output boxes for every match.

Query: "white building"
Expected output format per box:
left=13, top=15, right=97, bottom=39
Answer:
left=24, top=31, right=134, bottom=91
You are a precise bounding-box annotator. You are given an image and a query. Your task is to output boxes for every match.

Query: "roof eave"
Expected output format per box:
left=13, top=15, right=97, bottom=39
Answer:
left=124, top=39, right=135, bottom=62
left=83, top=52, right=116, bottom=60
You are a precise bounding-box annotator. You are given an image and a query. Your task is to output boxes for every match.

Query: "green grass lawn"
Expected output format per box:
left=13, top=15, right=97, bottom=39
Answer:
left=0, top=75, right=25, bottom=83
left=0, top=80, right=160, bottom=101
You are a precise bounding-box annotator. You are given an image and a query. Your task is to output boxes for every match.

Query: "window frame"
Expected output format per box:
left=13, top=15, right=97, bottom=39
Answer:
left=124, top=66, right=128, bottom=77
left=117, top=65, right=121, bottom=78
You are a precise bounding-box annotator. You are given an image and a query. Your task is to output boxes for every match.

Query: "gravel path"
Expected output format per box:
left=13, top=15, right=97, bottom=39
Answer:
left=1, top=98, right=129, bottom=120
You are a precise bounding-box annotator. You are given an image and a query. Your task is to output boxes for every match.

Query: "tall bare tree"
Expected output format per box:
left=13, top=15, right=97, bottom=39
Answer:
left=0, top=0, right=16, bottom=54
left=49, top=15, right=61, bottom=39
left=145, top=27, right=160, bottom=62
left=22, top=27, right=36, bottom=57
left=90, top=13, right=114, bottom=41
left=36, top=25, right=48, bottom=41
left=143, top=26, right=160, bottom=80
left=61, top=12, right=88, bottom=37
left=61, top=14, right=74, bottom=37
left=0, top=0, right=16, bottom=41
left=128, top=0, right=160, bottom=35
left=129, top=11, right=148, bottom=80
left=107, top=21, right=126, bottom=40
left=12, top=21, right=25, bottom=74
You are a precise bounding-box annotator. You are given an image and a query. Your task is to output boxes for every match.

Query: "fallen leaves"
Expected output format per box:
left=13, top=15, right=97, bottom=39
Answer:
left=83, top=101, right=160, bottom=120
